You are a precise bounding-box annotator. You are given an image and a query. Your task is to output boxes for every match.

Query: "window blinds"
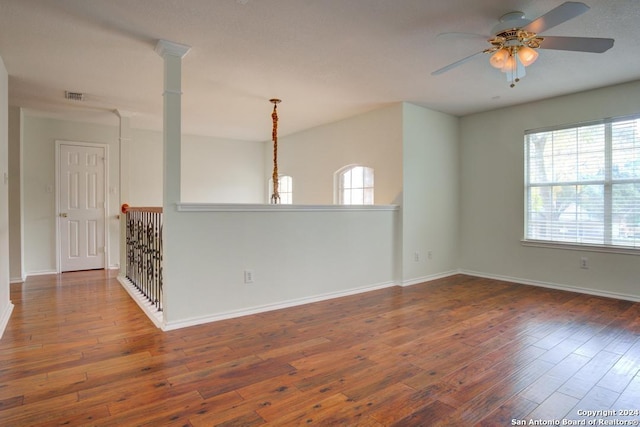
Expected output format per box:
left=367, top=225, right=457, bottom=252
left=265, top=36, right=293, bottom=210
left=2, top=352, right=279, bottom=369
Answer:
left=525, top=115, right=640, bottom=249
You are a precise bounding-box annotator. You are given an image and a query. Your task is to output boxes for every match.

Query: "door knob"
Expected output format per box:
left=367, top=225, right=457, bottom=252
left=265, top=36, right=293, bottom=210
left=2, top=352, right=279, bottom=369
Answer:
left=59, top=212, right=68, bottom=218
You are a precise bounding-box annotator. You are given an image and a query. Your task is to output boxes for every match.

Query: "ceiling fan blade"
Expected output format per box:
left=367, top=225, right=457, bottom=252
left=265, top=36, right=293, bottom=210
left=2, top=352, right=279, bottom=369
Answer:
left=539, top=36, right=614, bottom=53
left=436, top=32, right=488, bottom=41
left=431, top=51, right=484, bottom=76
left=522, top=1, right=589, bottom=34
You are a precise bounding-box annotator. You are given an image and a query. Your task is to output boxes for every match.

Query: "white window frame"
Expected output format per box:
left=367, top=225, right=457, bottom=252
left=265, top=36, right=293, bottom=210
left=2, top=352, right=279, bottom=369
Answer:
left=335, top=165, right=374, bottom=205
left=523, top=114, right=640, bottom=254
left=268, top=175, right=293, bottom=204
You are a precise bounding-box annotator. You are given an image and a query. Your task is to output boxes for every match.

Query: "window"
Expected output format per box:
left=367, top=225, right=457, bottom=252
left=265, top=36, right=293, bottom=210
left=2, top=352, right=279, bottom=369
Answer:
left=269, top=175, right=293, bottom=204
left=524, top=115, right=640, bottom=250
left=336, top=165, right=374, bottom=205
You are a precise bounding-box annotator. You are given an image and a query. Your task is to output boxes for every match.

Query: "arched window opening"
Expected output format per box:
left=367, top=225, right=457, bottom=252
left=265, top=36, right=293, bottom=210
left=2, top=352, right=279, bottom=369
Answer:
left=336, top=165, right=374, bottom=205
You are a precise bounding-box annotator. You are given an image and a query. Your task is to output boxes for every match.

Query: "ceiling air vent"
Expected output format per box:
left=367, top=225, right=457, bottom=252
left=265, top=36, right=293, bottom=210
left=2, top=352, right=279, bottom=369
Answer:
left=64, top=91, right=84, bottom=101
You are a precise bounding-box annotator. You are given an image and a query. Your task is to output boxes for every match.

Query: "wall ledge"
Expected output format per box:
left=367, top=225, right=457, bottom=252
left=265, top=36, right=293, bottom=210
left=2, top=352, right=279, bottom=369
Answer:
left=175, top=203, right=399, bottom=213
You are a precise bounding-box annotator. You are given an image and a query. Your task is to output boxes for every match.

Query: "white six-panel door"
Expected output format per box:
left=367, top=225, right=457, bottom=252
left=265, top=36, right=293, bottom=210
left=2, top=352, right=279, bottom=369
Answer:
left=58, top=143, right=106, bottom=272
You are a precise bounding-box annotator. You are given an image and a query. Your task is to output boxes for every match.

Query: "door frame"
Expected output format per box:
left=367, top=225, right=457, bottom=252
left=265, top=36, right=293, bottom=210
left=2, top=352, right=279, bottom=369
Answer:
left=55, top=140, right=110, bottom=273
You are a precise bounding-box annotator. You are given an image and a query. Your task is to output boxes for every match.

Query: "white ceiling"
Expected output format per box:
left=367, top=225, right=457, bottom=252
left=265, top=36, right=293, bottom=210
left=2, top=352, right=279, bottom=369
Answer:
left=1, top=0, right=639, bottom=141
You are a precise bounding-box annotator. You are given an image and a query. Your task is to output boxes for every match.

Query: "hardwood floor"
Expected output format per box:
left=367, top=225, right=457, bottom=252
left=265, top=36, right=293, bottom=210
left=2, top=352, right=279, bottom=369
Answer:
left=1, top=272, right=639, bottom=426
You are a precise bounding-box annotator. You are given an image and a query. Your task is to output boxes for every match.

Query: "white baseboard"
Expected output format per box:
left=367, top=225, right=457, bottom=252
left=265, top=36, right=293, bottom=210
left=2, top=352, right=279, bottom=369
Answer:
left=117, top=276, right=164, bottom=329
left=10, top=276, right=25, bottom=284
left=401, top=270, right=460, bottom=287
left=162, top=280, right=398, bottom=331
left=25, top=270, right=58, bottom=277
left=25, top=267, right=120, bottom=281
left=119, top=268, right=639, bottom=333
left=0, top=302, right=15, bottom=340
left=459, top=269, right=640, bottom=303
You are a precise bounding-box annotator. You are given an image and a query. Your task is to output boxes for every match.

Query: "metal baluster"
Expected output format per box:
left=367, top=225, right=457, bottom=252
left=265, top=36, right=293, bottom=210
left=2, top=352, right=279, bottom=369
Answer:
left=158, top=218, right=163, bottom=311
left=124, top=207, right=163, bottom=312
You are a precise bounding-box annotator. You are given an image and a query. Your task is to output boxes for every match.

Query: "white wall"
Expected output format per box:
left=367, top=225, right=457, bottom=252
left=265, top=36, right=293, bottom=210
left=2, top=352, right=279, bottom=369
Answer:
left=160, top=102, right=463, bottom=328
left=161, top=103, right=404, bottom=328
left=459, top=80, right=640, bottom=300
left=276, top=104, right=403, bottom=205
left=128, top=128, right=163, bottom=206
left=163, top=206, right=398, bottom=329
left=128, top=130, right=265, bottom=206
left=402, top=103, right=459, bottom=284
left=18, top=117, right=266, bottom=276
left=273, top=102, right=461, bottom=285
left=0, top=55, right=14, bottom=338
left=21, top=116, right=121, bottom=274
left=181, top=134, right=265, bottom=203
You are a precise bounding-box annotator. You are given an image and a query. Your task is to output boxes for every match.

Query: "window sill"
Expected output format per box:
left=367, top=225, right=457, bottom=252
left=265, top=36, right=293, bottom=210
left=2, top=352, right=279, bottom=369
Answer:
left=521, top=239, right=640, bottom=256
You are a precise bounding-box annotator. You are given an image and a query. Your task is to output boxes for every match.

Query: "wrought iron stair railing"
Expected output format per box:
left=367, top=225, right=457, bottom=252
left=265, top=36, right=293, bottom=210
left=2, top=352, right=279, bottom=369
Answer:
left=124, top=206, right=163, bottom=312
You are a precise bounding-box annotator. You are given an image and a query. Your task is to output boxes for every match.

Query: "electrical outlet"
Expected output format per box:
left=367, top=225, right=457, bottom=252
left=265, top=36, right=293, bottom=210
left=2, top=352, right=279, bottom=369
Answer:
left=244, top=270, right=254, bottom=283
left=427, top=251, right=433, bottom=260
left=413, top=252, right=419, bottom=262
left=580, top=257, right=588, bottom=269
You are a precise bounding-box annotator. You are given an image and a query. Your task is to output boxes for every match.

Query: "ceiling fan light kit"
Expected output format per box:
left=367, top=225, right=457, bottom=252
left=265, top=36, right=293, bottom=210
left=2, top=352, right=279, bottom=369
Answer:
left=432, top=1, right=614, bottom=88
left=485, top=28, right=544, bottom=87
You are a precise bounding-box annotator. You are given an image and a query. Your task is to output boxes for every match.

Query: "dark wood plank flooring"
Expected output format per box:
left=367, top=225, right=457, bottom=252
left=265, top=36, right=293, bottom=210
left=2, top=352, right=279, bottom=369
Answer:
left=1, top=271, right=639, bottom=426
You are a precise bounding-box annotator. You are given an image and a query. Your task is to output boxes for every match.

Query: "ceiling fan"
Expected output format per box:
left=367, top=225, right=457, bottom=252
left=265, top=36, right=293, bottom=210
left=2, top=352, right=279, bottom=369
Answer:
left=432, top=1, right=614, bottom=87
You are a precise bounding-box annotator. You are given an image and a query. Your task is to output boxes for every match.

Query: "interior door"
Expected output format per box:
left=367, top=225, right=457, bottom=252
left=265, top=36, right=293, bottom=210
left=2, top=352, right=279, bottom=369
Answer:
left=58, top=143, right=106, bottom=272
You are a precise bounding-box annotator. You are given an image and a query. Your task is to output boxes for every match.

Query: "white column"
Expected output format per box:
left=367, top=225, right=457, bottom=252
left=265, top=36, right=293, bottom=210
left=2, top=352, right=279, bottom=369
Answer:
left=155, top=40, right=190, bottom=325
left=155, top=40, right=191, bottom=206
